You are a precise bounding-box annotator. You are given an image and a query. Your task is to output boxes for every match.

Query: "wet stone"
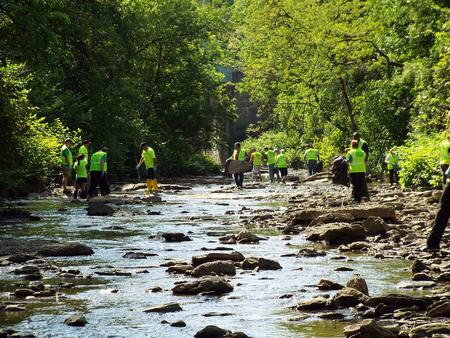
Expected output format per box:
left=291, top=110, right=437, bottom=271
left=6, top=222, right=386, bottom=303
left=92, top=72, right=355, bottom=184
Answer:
left=161, top=233, right=192, bottom=242
left=170, top=320, right=186, bottom=327
left=143, top=303, right=183, bottom=313
left=64, top=314, right=87, bottom=327
left=172, top=277, right=233, bottom=295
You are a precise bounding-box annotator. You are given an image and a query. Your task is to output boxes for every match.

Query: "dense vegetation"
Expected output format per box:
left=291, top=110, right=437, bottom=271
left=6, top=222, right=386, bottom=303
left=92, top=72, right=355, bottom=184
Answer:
left=1, top=0, right=450, bottom=194
left=0, top=0, right=232, bottom=194
left=232, top=0, right=450, bottom=186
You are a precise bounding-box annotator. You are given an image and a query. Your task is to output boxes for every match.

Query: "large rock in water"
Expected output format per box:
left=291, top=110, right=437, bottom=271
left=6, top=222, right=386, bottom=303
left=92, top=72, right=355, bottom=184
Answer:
left=0, top=239, right=94, bottom=257
left=291, top=206, right=396, bottom=225
left=172, top=277, right=233, bottom=295
left=64, top=315, right=88, bottom=327
left=191, top=261, right=236, bottom=277
left=194, top=325, right=250, bottom=338
left=87, top=202, right=114, bottom=216
left=143, top=303, right=182, bottom=313
left=366, top=294, right=431, bottom=310
left=296, top=297, right=331, bottom=311
left=306, top=223, right=367, bottom=245
left=0, top=208, right=39, bottom=222
left=346, top=275, right=369, bottom=296
left=332, top=287, right=370, bottom=308
left=241, top=257, right=282, bottom=270
left=192, top=252, right=245, bottom=267
left=344, top=319, right=397, bottom=338
left=161, top=233, right=191, bottom=242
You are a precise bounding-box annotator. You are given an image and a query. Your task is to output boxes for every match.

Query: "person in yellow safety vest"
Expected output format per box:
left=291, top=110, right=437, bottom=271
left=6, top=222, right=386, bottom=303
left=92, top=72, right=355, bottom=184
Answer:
left=264, top=147, right=276, bottom=182
left=79, top=139, right=91, bottom=159
left=87, top=147, right=109, bottom=200
left=304, top=145, right=320, bottom=176
left=250, top=148, right=263, bottom=181
left=276, top=149, right=288, bottom=183
left=440, top=136, right=450, bottom=185
left=352, top=132, right=370, bottom=200
left=384, top=148, right=399, bottom=185
left=137, top=142, right=158, bottom=193
left=232, top=142, right=247, bottom=188
left=60, top=138, right=73, bottom=194
left=347, top=140, right=367, bottom=203
left=73, top=154, right=88, bottom=199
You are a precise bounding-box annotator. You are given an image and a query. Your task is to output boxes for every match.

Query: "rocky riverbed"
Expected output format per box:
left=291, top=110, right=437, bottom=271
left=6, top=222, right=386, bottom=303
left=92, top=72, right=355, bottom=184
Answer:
left=0, top=175, right=448, bottom=337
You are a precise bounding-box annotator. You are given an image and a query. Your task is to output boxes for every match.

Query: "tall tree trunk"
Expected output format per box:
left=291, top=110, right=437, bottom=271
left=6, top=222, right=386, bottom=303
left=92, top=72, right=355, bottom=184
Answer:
left=338, top=76, right=358, bottom=132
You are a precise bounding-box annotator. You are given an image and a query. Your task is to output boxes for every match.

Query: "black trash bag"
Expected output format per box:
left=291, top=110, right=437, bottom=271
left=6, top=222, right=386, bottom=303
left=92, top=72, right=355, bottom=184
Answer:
left=331, top=156, right=349, bottom=186
left=317, top=161, right=324, bottom=173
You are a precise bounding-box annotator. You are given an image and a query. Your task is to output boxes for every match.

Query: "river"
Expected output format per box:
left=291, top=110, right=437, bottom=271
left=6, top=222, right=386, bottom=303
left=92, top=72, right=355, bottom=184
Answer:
left=0, top=177, right=418, bottom=338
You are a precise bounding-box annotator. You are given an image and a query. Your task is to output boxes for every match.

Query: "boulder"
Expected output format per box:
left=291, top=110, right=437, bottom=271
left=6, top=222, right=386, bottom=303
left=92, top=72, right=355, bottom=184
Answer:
left=0, top=208, right=38, bottom=222
left=167, top=264, right=193, bottom=274
left=143, top=303, right=183, bottom=313
left=409, top=323, right=450, bottom=338
left=316, top=279, right=344, bottom=291
left=291, top=206, right=396, bottom=225
left=170, top=320, right=187, bottom=327
left=236, top=230, right=261, bottom=244
left=11, top=265, right=40, bottom=275
left=366, top=294, right=431, bottom=310
left=296, top=297, right=330, bottom=311
left=362, top=216, right=388, bottom=236
left=411, top=259, right=428, bottom=273
left=87, top=202, right=115, bottom=216
left=161, top=233, right=191, bottom=242
left=297, top=248, right=326, bottom=257
left=346, top=275, right=369, bottom=296
left=64, top=315, right=87, bottom=327
left=0, top=239, right=94, bottom=257
left=306, top=223, right=367, bottom=245
left=241, top=257, right=282, bottom=270
left=309, top=212, right=355, bottom=226
left=427, top=301, right=450, bottom=317
left=194, top=325, right=249, bottom=338
left=172, top=277, right=233, bottom=295
left=191, top=261, right=236, bottom=277
left=192, top=252, right=245, bottom=267
left=344, top=319, right=396, bottom=338
left=332, top=288, right=370, bottom=308
left=13, top=289, right=35, bottom=298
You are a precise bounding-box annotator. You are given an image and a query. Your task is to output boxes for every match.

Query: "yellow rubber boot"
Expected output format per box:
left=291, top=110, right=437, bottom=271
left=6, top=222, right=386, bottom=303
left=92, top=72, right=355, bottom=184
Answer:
left=146, top=179, right=152, bottom=192
left=152, top=180, right=158, bottom=192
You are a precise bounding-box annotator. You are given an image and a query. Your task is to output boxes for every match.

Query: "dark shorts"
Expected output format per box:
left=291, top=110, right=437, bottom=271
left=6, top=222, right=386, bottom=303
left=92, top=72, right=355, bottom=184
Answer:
left=146, top=168, right=155, bottom=180
left=76, top=177, right=88, bottom=184
left=279, top=168, right=288, bottom=176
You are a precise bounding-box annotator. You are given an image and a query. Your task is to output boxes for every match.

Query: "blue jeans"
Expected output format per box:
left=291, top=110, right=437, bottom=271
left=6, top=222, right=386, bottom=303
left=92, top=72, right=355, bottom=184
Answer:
left=268, top=164, right=275, bottom=182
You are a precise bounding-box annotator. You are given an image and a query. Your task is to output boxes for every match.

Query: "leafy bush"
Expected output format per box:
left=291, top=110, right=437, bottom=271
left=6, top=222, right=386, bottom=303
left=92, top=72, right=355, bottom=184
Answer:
left=0, top=62, right=78, bottom=195
left=397, top=131, right=446, bottom=189
left=182, top=154, right=221, bottom=176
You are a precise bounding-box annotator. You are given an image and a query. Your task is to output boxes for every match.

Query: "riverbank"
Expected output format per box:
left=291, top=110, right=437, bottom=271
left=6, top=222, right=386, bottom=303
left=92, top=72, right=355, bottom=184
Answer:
left=0, top=174, right=448, bottom=337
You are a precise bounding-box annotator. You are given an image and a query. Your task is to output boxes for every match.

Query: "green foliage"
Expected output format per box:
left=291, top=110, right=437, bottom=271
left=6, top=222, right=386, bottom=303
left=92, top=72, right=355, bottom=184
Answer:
left=0, top=0, right=234, bottom=191
left=181, top=154, right=221, bottom=176
left=0, top=62, right=78, bottom=195
left=397, top=132, right=446, bottom=188
left=231, top=0, right=450, bottom=181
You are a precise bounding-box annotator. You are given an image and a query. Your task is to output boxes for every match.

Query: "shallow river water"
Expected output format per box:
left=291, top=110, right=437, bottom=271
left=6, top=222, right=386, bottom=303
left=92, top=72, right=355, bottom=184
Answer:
left=0, top=178, right=420, bottom=338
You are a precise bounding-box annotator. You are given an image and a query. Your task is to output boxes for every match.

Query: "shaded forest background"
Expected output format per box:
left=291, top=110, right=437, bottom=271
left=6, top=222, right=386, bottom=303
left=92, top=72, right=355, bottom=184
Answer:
left=1, top=0, right=450, bottom=195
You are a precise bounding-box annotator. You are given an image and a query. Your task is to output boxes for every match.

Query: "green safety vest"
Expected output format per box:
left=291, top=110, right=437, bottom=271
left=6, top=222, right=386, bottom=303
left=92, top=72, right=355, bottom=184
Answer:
left=233, top=149, right=246, bottom=161
left=385, top=152, right=399, bottom=170
left=305, top=148, right=319, bottom=161
left=276, top=154, right=287, bottom=168
left=90, top=151, right=107, bottom=172
left=252, top=152, right=263, bottom=166
left=440, top=140, right=450, bottom=165
left=142, top=148, right=156, bottom=169
left=60, top=144, right=73, bottom=166
left=266, top=150, right=275, bottom=165
left=347, top=149, right=366, bottom=173
left=74, top=159, right=88, bottom=178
